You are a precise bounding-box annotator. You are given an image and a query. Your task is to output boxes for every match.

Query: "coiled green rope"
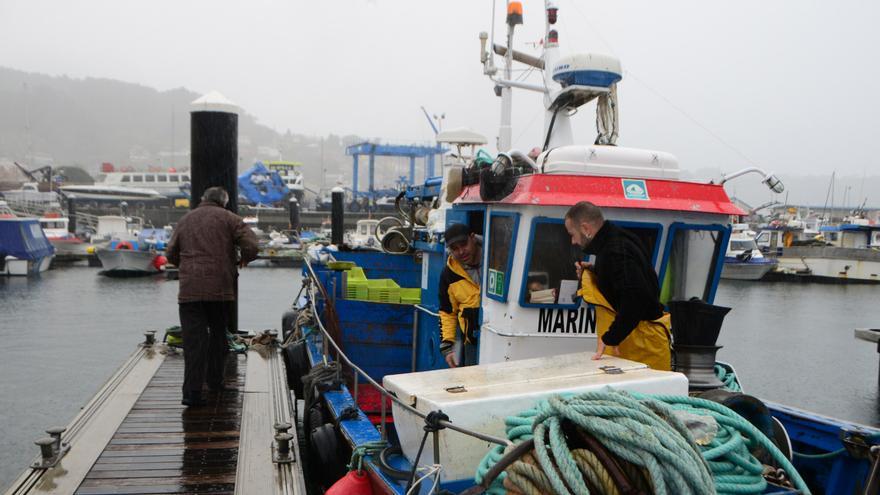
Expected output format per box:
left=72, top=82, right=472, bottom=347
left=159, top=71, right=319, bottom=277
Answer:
left=715, top=365, right=742, bottom=392
left=475, top=389, right=811, bottom=495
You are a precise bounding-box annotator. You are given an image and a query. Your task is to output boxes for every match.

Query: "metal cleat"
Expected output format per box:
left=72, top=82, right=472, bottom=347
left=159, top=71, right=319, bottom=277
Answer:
left=272, top=432, right=296, bottom=464
left=45, top=426, right=66, bottom=453
left=144, top=330, right=157, bottom=346
left=31, top=434, right=70, bottom=469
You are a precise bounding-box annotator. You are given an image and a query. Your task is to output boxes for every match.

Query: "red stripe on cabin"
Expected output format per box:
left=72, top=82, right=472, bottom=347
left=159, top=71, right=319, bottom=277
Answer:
left=456, top=175, right=745, bottom=216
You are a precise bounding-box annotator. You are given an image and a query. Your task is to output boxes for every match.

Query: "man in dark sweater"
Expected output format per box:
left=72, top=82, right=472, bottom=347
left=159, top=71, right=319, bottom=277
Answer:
left=166, top=187, right=259, bottom=406
left=564, top=201, right=670, bottom=368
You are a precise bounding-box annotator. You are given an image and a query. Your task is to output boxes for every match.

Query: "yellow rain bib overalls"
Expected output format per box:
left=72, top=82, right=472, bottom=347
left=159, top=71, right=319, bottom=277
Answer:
left=578, top=269, right=672, bottom=371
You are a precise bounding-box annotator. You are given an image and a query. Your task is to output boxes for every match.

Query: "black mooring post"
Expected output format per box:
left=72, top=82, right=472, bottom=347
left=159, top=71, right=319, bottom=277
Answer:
left=288, top=197, right=301, bottom=233
left=331, top=187, right=344, bottom=246
left=66, top=195, right=76, bottom=234
left=190, top=93, right=239, bottom=210
left=190, top=91, right=240, bottom=333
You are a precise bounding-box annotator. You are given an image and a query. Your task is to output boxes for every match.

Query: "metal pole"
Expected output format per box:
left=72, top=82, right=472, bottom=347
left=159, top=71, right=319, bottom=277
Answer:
left=368, top=152, right=376, bottom=203
left=352, top=155, right=359, bottom=195
left=353, top=375, right=359, bottom=405
left=331, top=187, right=344, bottom=246
left=412, top=310, right=419, bottom=372
left=380, top=387, right=387, bottom=441
left=409, top=156, right=416, bottom=185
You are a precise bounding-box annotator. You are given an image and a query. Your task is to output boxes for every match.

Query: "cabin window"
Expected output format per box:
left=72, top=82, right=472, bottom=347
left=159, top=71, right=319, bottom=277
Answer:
left=519, top=217, right=583, bottom=308
left=486, top=212, right=519, bottom=302
left=169, top=175, right=180, bottom=182
left=157, top=175, right=168, bottom=182
left=132, top=175, right=143, bottom=183
left=659, top=223, right=729, bottom=305
left=145, top=174, right=155, bottom=182
left=121, top=175, right=131, bottom=183
left=183, top=175, right=190, bottom=182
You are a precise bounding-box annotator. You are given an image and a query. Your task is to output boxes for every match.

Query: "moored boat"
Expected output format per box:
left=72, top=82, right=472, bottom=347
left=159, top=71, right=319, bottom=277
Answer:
left=276, top=3, right=879, bottom=493
left=0, top=217, right=55, bottom=276
left=721, top=232, right=777, bottom=281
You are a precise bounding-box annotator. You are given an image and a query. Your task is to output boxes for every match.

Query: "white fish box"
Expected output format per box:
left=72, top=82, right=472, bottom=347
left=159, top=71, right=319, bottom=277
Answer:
left=383, top=352, right=688, bottom=483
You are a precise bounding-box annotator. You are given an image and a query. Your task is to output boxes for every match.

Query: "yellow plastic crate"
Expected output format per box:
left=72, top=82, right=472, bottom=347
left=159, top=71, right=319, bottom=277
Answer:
left=367, top=279, right=400, bottom=303
left=348, top=267, right=366, bottom=281
left=346, top=281, right=368, bottom=300
left=400, top=288, right=421, bottom=305
left=344, top=267, right=368, bottom=299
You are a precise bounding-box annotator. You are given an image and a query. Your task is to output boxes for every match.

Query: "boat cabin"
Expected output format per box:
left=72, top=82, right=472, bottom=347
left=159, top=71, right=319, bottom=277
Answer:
left=818, top=224, right=880, bottom=248
left=97, top=171, right=190, bottom=198
left=440, top=147, right=741, bottom=364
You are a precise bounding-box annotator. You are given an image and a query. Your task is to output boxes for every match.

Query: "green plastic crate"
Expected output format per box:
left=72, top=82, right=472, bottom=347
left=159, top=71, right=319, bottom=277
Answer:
left=344, top=267, right=368, bottom=299
left=367, top=279, right=400, bottom=303
left=346, top=281, right=368, bottom=300
left=400, top=288, right=421, bottom=305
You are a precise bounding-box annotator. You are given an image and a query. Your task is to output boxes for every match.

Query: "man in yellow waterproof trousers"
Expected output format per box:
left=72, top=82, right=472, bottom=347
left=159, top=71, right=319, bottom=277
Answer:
left=564, top=201, right=671, bottom=370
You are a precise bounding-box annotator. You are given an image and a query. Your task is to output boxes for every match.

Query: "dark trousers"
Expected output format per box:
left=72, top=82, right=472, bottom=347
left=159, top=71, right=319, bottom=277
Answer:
left=179, top=301, right=229, bottom=393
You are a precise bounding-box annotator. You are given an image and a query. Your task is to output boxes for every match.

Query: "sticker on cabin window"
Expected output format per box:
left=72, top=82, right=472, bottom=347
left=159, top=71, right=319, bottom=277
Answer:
left=622, top=179, right=649, bottom=201
left=487, top=269, right=504, bottom=297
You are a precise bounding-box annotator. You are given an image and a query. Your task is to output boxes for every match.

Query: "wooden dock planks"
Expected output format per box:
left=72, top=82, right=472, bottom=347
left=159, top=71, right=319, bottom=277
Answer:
left=75, top=354, right=246, bottom=495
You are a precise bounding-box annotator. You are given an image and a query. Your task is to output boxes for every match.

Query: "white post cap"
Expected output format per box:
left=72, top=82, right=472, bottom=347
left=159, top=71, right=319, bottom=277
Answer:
left=190, top=91, right=239, bottom=114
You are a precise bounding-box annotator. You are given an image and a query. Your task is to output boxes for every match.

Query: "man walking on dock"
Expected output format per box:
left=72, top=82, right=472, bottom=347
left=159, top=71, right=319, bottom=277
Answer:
left=167, top=186, right=258, bottom=406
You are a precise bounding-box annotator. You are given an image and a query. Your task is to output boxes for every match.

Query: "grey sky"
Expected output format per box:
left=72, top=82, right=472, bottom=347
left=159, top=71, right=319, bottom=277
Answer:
left=1, top=0, right=878, bottom=178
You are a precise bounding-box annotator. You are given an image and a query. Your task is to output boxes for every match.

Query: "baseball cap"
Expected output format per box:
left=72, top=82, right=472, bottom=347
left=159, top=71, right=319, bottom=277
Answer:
left=444, top=223, right=471, bottom=247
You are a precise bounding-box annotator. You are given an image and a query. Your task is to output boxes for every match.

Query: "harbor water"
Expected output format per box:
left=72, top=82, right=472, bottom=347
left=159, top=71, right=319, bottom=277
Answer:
left=1, top=268, right=879, bottom=489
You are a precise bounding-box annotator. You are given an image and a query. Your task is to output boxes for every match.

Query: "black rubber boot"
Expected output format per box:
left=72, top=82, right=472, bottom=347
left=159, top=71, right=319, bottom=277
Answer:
left=181, top=390, right=206, bottom=407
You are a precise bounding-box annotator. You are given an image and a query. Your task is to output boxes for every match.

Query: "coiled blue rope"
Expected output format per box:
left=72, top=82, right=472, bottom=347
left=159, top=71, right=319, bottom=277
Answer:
left=475, top=389, right=811, bottom=495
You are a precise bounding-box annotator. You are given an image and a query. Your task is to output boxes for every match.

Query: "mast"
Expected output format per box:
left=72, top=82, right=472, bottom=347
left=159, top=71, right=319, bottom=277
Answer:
left=497, top=2, right=522, bottom=152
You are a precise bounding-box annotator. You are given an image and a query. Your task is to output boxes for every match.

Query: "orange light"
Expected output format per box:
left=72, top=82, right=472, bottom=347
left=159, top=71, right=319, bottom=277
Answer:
left=507, top=1, right=523, bottom=26
left=507, top=2, right=523, bottom=15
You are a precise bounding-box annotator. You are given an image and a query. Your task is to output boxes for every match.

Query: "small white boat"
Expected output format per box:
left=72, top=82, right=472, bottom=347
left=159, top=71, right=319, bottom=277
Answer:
left=345, top=219, right=380, bottom=249
left=96, top=246, right=161, bottom=277
left=0, top=218, right=55, bottom=276
left=721, top=233, right=777, bottom=280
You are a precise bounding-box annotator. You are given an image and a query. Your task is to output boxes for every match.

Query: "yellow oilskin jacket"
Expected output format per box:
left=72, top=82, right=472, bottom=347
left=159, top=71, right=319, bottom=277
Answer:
left=438, top=255, right=481, bottom=349
left=577, top=270, right=672, bottom=371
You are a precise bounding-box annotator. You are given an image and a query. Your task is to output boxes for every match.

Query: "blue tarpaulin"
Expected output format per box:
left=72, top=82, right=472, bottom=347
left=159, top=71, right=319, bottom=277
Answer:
left=0, top=218, right=55, bottom=260
left=238, top=162, right=289, bottom=206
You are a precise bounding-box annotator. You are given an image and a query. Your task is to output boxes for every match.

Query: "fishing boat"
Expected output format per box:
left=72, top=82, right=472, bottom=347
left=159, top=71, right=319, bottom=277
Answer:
left=276, top=3, right=879, bottom=494
left=94, top=217, right=167, bottom=276
left=759, top=221, right=880, bottom=283
left=721, top=232, right=777, bottom=281
left=7, top=3, right=880, bottom=495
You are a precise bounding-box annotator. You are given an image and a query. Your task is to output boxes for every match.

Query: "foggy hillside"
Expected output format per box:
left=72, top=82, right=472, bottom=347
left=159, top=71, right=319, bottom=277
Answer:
left=0, top=67, right=370, bottom=193
left=0, top=67, right=876, bottom=208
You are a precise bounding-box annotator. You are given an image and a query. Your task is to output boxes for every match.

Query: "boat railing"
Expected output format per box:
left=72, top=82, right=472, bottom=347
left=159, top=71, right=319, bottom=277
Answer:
left=302, top=258, right=511, bottom=448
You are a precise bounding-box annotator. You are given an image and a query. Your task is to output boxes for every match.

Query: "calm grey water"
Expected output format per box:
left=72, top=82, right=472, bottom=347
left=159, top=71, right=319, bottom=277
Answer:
left=0, top=267, right=301, bottom=489
left=1, top=270, right=878, bottom=489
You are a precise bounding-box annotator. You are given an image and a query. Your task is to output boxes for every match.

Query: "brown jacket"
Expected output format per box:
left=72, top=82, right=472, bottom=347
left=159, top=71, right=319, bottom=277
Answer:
left=166, top=201, right=258, bottom=303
